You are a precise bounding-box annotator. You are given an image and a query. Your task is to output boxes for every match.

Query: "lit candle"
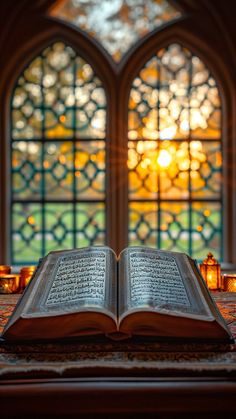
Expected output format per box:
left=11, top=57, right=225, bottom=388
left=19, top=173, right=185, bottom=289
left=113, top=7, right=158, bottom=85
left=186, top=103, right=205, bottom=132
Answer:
left=0, top=265, right=11, bottom=275
left=222, top=274, right=236, bottom=292
left=200, top=252, right=221, bottom=290
left=0, top=274, right=19, bottom=294
left=20, top=266, right=36, bottom=291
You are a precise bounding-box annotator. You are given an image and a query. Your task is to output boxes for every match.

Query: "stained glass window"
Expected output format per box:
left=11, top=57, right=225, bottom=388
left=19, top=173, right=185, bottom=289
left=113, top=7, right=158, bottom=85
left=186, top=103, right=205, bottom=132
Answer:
left=51, top=0, right=181, bottom=62
left=11, top=42, right=106, bottom=264
left=128, top=44, right=222, bottom=260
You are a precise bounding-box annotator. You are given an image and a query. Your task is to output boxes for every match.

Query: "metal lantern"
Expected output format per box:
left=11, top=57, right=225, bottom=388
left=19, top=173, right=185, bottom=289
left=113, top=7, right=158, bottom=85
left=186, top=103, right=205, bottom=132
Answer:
left=200, top=252, right=221, bottom=290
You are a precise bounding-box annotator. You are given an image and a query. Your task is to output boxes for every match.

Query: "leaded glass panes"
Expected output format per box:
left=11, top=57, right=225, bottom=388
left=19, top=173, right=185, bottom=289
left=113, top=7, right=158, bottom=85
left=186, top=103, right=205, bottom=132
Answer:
left=129, top=202, right=158, bottom=246
left=75, top=141, right=105, bottom=199
left=11, top=42, right=106, bottom=264
left=128, top=44, right=223, bottom=260
left=159, top=202, right=190, bottom=253
left=12, top=142, right=42, bottom=200
left=12, top=203, right=43, bottom=263
left=51, top=0, right=181, bottom=62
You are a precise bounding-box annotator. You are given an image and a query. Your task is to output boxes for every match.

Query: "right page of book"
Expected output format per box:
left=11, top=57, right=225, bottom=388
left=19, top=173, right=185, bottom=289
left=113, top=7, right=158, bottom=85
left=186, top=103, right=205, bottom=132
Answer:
left=118, top=246, right=216, bottom=320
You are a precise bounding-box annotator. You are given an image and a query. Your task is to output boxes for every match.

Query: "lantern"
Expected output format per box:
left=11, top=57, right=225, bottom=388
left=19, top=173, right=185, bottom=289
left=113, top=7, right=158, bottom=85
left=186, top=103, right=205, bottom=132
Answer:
left=200, top=252, right=221, bottom=290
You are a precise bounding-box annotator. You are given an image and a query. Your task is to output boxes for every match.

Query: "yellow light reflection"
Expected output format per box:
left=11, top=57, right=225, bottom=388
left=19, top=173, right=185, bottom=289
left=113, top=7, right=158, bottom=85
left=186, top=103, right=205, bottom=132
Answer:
left=190, top=141, right=202, bottom=151
left=157, top=150, right=172, bottom=168
left=59, top=155, right=66, bottom=164
left=204, top=209, right=211, bottom=217
left=128, top=130, right=138, bottom=140
left=127, top=138, right=209, bottom=198
left=159, top=126, right=177, bottom=140
left=27, top=216, right=35, bottom=225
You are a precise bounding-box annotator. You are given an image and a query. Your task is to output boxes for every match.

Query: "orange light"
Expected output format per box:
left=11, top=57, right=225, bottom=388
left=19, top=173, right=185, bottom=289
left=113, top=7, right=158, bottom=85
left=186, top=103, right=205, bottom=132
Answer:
left=223, top=274, right=236, bottom=292
left=27, top=216, right=35, bottom=225
left=59, top=115, right=66, bottom=123
left=59, top=155, right=66, bottom=164
left=200, top=253, right=221, bottom=290
left=0, top=274, right=19, bottom=294
left=204, top=209, right=211, bottom=217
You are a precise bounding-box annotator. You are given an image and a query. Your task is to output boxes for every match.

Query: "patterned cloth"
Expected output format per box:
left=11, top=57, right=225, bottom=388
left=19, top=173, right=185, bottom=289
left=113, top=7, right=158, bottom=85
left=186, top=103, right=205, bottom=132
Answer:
left=0, top=294, right=19, bottom=335
left=0, top=292, right=236, bottom=380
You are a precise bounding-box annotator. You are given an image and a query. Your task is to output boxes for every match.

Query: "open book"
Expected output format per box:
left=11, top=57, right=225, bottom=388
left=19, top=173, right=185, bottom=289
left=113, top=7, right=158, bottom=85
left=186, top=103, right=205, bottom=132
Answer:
left=2, top=246, right=233, bottom=342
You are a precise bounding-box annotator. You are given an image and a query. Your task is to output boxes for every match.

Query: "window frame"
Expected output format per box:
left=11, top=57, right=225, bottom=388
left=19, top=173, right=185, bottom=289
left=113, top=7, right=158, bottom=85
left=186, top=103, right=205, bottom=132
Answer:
left=118, top=25, right=236, bottom=267
left=0, top=6, right=235, bottom=268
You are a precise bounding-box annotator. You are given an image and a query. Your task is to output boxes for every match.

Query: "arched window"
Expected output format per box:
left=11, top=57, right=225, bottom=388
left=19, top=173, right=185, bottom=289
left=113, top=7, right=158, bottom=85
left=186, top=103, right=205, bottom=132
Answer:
left=128, top=44, right=222, bottom=260
left=11, top=42, right=106, bottom=264
left=1, top=0, right=234, bottom=267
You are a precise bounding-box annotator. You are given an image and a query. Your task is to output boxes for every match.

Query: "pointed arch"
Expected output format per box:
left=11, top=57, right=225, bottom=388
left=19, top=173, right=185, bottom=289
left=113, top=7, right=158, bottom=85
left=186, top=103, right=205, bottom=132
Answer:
left=127, top=42, right=222, bottom=260
left=10, top=40, right=108, bottom=263
left=1, top=3, right=236, bottom=266
left=115, top=23, right=235, bottom=263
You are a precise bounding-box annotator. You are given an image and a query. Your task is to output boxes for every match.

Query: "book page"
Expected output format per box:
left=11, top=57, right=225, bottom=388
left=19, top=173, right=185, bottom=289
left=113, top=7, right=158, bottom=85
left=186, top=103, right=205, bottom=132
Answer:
left=45, top=252, right=106, bottom=306
left=23, top=247, right=117, bottom=316
left=119, top=247, right=210, bottom=318
left=128, top=251, right=190, bottom=308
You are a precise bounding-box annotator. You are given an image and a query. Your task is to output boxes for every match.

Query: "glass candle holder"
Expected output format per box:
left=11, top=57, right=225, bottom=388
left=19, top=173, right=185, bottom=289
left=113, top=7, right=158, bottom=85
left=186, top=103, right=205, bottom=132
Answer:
left=0, top=274, right=19, bottom=294
left=0, top=265, right=11, bottom=275
left=20, top=266, right=36, bottom=291
left=222, top=274, right=236, bottom=292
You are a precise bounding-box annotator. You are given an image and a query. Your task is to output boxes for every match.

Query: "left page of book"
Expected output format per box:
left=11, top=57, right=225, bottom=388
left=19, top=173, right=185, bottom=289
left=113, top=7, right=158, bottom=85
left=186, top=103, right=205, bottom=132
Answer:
left=3, top=246, right=117, bottom=340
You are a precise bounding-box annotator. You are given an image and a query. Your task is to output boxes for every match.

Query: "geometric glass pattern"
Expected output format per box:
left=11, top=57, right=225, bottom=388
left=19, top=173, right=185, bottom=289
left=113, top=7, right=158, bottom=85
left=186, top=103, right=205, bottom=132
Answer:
left=11, top=42, right=106, bottom=264
left=128, top=44, right=223, bottom=261
left=51, top=0, right=181, bottom=62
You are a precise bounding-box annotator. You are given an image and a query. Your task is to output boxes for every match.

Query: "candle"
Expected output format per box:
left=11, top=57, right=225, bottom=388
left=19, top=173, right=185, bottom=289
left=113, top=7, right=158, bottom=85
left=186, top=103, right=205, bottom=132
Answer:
left=0, top=265, right=11, bottom=275
left=0, top=274, right=19, bottom=294
left=222, top=274, right=236, bottom=292
left=20, top=266, right=36, bottom=291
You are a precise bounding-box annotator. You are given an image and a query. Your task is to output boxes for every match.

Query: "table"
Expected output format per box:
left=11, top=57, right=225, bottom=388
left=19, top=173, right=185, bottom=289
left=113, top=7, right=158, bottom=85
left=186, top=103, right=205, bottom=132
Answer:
left=1, top=293, right=236, bottom=418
